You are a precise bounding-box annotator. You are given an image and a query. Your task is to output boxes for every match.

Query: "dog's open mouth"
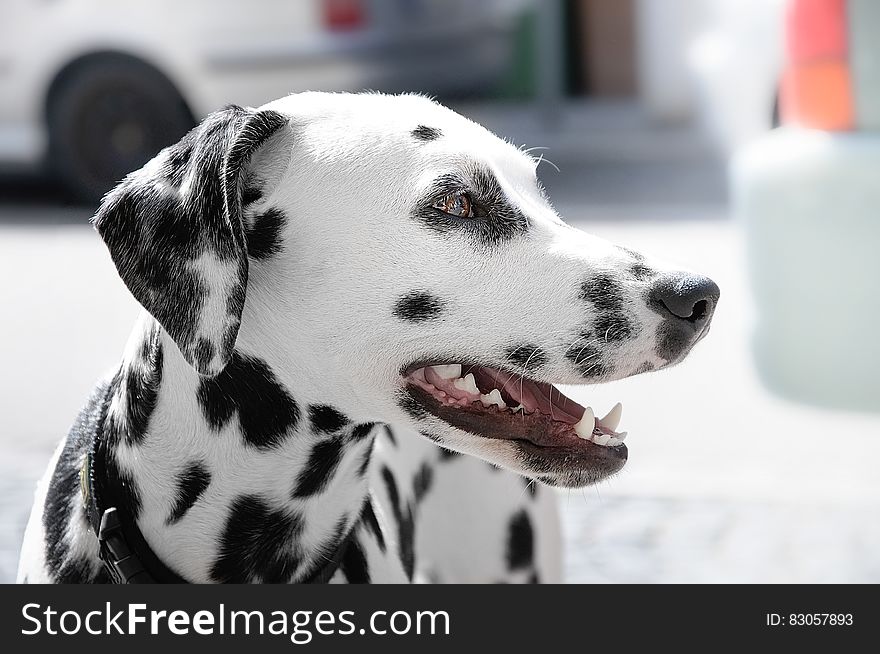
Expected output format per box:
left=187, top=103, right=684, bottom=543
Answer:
left=403, top=363, right=627, bottom=456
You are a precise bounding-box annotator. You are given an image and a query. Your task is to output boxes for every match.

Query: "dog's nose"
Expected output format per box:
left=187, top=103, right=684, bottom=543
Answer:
left=649, top=273, right=720, bottom=330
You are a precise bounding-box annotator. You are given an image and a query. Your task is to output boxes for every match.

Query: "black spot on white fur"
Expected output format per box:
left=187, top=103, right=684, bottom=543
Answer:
left=381, top=466, right=415, bottom=580
left=361, top=498, right=386, bottom=553
left=579, top=274, right=636, bottom=343
left=246, top=208, right=286, bottom=260
left=565, top=340, right=608, bottom=379
left=506, top=510, right=534, bottom=571
left=350, top=422, right=376, bottom=442
left=631, top=263, right=654, bottom=281
left=505, top=344, right=548, bottom=373
left=308, top=404, right=351, bottom=434
left=618, top=246, right=645, bottom=262
left=357, top=440, right=373, bottom=477
left=592, top=310, right=635, bottom=343
left=412, top=463, right=434, bottom=504
left=341, top=538, right=370, bottom=583
left=412, top=125, right=441, bottom=141
left=291, top=436, right=344, bottom=498
left=166, top=461, right=211, bottom=525
left=393, top=291, right=445, bottom=322
left=564, top=274, right=640, bottom=378
left=197, top=352, right=300, bottom=449
left=210, top=495, right=303, bottom=583
left=122, top=326, right=163, bottom=446
left=580, top=275, right=624, bottom=313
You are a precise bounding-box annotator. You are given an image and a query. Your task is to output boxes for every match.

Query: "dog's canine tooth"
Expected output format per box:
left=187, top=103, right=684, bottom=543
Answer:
left=573, top=407, right=595, bottom=440
left=432, top=364, right=462, bottom=380
left=600, top=402, right=623, bottom=432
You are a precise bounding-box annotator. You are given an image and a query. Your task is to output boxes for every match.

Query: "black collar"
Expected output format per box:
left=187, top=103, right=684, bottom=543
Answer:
left=80, top=384, right=352, bottom=584
left=80, top=415, right=188, bottom=583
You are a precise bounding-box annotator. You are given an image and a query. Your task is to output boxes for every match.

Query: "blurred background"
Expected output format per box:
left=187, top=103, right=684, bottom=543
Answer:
left=2, top=0, right=879, bottom=583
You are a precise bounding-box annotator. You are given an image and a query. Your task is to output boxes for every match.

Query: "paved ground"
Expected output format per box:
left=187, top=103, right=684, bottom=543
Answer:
left=2, top=101, right=879, bottom=583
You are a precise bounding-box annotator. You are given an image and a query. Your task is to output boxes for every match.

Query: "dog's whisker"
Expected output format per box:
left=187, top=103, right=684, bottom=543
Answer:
left=516, top=478, right=537, bottom=503
left=570, top=341, right=603, bottom=367
left=536, top=154, right=561, bottom=173
left=563, top=333, right=602, bottom=358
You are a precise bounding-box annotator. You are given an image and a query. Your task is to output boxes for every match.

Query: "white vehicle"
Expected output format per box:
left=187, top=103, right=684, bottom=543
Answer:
left=1, top=0, right=526, bottom=200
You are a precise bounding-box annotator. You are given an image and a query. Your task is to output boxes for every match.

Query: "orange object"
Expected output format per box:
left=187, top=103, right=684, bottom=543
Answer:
left=780, top=61, right=855, bottom=130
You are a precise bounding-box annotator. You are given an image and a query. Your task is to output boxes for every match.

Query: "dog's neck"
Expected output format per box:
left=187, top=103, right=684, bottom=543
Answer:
left=103, top=312, right=379, bottom=583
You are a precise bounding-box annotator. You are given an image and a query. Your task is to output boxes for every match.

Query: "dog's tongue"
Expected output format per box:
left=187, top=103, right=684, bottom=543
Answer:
left=469, top=367, right=586, bottom=424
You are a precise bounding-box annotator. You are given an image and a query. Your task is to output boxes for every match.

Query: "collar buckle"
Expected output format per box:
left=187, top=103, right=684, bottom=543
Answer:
left=97, top=507, right=155, bottom=584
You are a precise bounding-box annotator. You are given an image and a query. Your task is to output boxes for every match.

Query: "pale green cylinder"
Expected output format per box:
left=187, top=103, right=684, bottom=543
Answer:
left=733, top=128, right=880, bottom=411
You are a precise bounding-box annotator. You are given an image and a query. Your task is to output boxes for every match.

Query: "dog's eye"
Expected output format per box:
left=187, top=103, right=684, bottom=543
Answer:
left=433, top=191, right=474, bottom=218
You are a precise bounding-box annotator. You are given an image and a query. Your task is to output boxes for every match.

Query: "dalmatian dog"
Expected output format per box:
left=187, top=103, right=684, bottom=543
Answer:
left=18, top=92, right=718, bottom=584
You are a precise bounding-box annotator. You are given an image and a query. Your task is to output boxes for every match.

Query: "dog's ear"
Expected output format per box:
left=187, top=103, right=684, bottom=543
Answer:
left=94, top=105, right=289, bottom=376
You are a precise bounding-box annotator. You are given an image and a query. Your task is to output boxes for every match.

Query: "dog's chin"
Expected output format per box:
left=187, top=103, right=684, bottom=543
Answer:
left=401, top=362, right=628, bottom=488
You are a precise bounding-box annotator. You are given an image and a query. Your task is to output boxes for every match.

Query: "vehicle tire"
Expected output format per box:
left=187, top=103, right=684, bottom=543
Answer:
left=47, top=56, right=195, bottom=203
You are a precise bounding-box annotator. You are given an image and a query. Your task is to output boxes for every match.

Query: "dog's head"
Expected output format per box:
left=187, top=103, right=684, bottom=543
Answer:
left=95, top=92, right=718, bottom=488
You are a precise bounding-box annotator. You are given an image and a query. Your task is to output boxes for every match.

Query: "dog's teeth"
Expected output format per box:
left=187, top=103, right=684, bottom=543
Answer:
left=432, top=364, right=462, bottom=380
left=614, top=432, right=627, bottom=441
left=574, top=407, right=595, bottom=440
left=600, top=402, right=623, bottom=432
left=480, top=388, right=506, bottom=409
left=453, top=373, right=479, bottom=395
left=488, top=389, right=506, bottom=408
left=592, top=432, right=613, bottom=446
left=511, top=404, right=525, bottom=413
left=412, top=368, right=427, bottom=382
left=599, top=434, right=625, bottom=447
